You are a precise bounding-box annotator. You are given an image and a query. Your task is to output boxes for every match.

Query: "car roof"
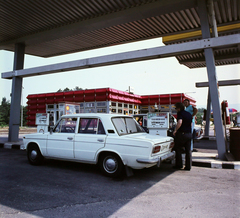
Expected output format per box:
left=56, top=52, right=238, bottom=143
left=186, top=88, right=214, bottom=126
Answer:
left=61, top=113, right=131, bottom=118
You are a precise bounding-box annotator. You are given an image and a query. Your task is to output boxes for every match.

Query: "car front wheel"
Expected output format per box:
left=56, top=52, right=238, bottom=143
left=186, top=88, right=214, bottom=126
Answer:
left=27, top=144, right=43, bottom=165
left=99, top=153, right=124, bottom=177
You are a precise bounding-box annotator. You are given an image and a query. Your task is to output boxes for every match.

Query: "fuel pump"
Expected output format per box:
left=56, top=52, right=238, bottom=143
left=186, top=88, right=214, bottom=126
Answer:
left=221, top=100, right=230, bottom=125
left=36, top=113, right=49, bottom=133
left=147, top=112, right=169, bottom=136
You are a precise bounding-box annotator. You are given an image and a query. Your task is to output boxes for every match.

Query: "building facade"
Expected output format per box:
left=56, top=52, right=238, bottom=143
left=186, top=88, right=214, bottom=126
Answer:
left=26, top=87, right=196, bottom=126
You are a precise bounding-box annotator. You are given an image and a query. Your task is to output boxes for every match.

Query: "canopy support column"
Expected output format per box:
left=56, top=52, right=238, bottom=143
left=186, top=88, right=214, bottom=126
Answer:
left=198, top=0, right=225, bottom=159
left=8, top=43, right=25, bottom=142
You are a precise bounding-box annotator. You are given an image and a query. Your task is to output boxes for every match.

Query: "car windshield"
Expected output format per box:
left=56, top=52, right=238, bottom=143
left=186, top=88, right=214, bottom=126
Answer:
left=112, top=117, right=145, bottom=135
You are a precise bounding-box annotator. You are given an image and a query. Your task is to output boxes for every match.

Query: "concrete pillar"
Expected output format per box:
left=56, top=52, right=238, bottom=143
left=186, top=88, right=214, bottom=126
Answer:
left=8, top=43, right=25, bottom=142
left=198, top=0, right=225, bottom=159
left=204, top=89, right=211, bottom=136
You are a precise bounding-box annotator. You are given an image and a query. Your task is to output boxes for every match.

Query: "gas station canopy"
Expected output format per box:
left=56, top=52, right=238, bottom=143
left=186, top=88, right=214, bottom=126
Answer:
left=0, top=0, right=240, bottom=68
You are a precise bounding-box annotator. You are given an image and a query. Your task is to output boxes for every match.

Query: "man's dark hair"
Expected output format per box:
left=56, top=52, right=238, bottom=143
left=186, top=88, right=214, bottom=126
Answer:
left=184, top=98, right=190, bottom=102
left=175, top=102, right=185, bottom=111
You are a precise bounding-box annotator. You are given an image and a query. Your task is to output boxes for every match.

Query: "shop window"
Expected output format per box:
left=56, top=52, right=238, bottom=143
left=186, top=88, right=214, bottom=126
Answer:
left=118, top=109, right=122, bottom=113
left=112, top=109, right=116, bottom=113
left=129, top=110, right=133, bottom=114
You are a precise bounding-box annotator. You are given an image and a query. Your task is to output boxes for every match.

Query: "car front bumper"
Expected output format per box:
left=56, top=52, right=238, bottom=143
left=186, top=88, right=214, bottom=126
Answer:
left=136, top=151, right=175, bottom=167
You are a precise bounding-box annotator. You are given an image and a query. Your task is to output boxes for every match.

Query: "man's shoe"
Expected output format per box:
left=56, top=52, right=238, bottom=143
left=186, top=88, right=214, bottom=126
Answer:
left=184, top=167, right=191, bottom=171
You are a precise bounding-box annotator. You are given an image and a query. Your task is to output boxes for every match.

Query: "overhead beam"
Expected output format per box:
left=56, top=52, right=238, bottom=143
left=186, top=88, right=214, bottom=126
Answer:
left=196, top=79, right=240, bottom=87
left=2, top=33, right=240, bottom=79
left=179, top=53, right=240, bottom=64
left=0, top=0, right=196, bottom=49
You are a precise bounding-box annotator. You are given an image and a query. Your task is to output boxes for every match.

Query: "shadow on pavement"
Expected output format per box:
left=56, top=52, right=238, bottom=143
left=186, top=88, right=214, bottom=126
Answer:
left=0, top=148, right=175, bottom=217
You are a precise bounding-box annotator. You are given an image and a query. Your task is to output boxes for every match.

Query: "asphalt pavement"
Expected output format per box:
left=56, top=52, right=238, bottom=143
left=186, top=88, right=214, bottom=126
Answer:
left=0, top=146, right=239, bottom=218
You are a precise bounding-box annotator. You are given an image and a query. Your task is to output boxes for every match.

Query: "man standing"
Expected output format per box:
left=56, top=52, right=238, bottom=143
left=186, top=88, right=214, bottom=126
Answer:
left=183, top=99, right=198, bottom=151
left=173, top=102, right=192, bottom=170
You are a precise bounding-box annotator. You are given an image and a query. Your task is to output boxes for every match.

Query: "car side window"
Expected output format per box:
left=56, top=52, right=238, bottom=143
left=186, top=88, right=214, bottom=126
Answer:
left=54, top=118, right=77, bottom=133
left=78, top=118, right=106, bottom=135
left=97, top=119, right=106, bottom=135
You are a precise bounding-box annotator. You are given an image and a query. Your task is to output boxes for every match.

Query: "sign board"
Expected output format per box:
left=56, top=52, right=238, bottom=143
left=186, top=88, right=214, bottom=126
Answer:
left=147, top=112, right=169, bottom=129
left=35, top=113, right=49, bottom=126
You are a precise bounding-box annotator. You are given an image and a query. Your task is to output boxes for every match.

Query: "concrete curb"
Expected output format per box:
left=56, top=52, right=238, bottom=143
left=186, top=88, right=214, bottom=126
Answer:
left=0, top=142, right=22, bottom=149
left=192, top=159, right=240, bottom=170
left=191, top=152, right=240, bottom=170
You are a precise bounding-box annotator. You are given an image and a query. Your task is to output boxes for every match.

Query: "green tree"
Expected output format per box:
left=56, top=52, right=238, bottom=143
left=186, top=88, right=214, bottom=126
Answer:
left=0, top=110, right=5, bottom=126
left=74, top=86, right=83, bottom=91
left=0, top=97, right=28, bottom=127
left=196, top=108, right=205, bottom=125
left=0, top=97, right=11, bottom=125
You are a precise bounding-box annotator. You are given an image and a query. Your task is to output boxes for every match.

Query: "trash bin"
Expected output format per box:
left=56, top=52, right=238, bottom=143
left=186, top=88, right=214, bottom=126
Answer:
left=229, top=128, right=240, bottom=160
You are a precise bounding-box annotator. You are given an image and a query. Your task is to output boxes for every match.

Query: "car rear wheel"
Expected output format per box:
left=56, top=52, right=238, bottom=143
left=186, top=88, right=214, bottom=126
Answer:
left=99, top=153, right=123, bottom=177
left=27, top=144, right=43, bottom=165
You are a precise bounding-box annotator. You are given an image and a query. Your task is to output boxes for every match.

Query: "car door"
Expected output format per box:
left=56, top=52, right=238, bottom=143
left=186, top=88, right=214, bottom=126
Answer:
left=74, top=118, right=106, bottom=161
left=46, top=117, right=77, bottom=159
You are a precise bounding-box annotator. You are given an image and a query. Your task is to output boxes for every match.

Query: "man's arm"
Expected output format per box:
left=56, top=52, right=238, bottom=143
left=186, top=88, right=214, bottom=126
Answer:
left=192, top=107, right=198, bottom=117
left=173, top=119, right=182, bottom=136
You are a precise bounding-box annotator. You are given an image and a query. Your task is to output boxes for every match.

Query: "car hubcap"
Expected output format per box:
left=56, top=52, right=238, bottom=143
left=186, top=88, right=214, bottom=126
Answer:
left=104, top=157, right=117, bottom=173
left=30, top=150, right=37, bottom=160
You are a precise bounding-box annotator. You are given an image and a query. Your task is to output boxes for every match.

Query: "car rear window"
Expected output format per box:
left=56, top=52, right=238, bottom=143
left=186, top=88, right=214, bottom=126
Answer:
left=112, top=117, right=144, bottom=136
left=78, top=118, right=106, bottom=135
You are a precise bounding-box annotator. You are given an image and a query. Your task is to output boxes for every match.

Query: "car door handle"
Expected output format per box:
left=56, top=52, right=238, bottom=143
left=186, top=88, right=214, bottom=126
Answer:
left=67, top=137, right=73, bottom=140
left=97, top=139, right=104, bottom=142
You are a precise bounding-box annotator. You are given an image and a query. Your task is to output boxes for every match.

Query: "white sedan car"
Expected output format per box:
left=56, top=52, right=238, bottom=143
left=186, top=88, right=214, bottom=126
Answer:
left=22, top=114, right=175, bottom=177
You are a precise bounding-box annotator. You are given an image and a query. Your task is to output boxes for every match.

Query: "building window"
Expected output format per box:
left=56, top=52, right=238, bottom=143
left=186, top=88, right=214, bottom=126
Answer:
left=118, top=103, right=122, bottom=107
left=86, top=102, right=95, bottom=107
left=97, top=108, right=106, bottom=113
left=97, top=102, right=106, bottom=107
left=47, top=104, right=54, bottom=109
left=85, top=108, right=95, bottom=113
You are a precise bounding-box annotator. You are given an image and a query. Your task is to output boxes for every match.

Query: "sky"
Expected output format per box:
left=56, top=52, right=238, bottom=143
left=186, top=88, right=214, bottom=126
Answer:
left=1, top=37, right=240, bottom=110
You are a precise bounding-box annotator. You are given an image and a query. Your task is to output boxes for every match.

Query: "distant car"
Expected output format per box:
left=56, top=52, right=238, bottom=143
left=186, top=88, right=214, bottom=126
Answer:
left=22, top=113, right=175, bottom=177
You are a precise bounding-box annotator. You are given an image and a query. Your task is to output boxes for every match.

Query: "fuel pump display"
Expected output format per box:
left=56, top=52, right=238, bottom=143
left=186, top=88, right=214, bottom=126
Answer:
left=147, top=112, right=170, bottom=136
